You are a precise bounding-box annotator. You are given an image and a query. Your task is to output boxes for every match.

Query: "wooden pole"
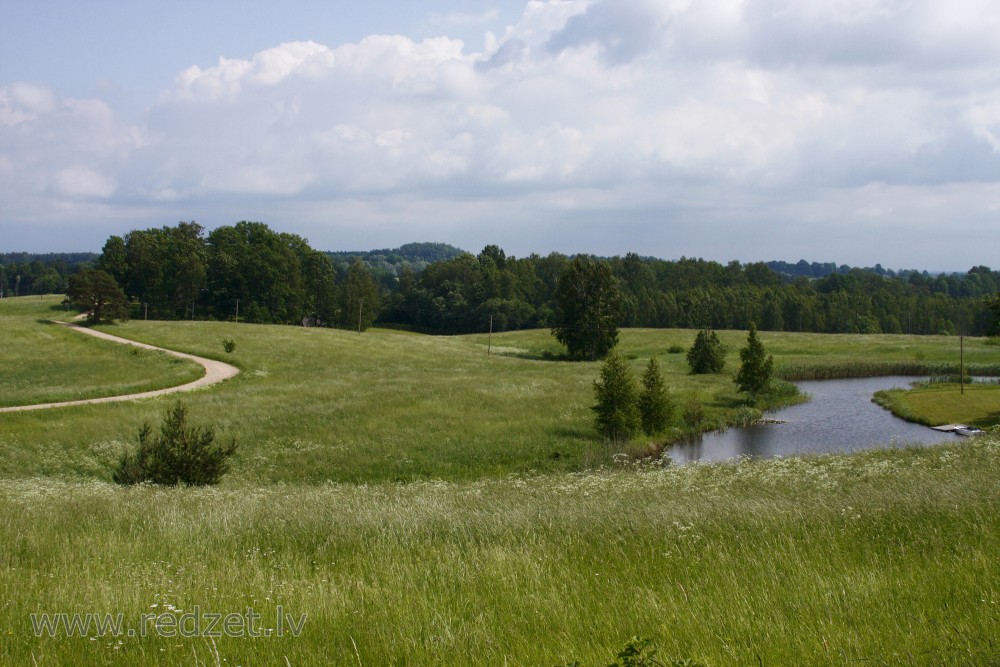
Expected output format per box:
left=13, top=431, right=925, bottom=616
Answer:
left=358, top=299, right=363, bottom=334
left=235, top=298, right=239, bottom=324
left=488, top=315, right=493, bottom=356
left=961, top=334, right=964, bottom=395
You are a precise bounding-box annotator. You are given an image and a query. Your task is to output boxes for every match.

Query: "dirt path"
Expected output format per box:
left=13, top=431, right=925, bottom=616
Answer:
left=0, top=321, right=240, bottom=413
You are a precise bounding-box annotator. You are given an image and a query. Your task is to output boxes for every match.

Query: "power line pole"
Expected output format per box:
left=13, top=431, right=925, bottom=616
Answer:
left=488, top=314, right=493, bottom=356
left=358, top=298, right=363, bottom=334
left=960, top=333, right=965, bottom=396
left=235, top=298, right=239, bottom=324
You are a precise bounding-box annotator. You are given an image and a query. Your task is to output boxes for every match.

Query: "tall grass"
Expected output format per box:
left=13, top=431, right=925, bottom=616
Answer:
left=2, top=439, right=998, bottom=665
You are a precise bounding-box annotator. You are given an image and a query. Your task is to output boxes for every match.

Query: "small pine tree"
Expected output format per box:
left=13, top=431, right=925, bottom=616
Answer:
left=114, top=403, right=237, bottom=486
left=592, top=351, right=641, bottom=442
left=686, top=329, right=726, bottom=374
left=734, top=322, right=774, bottom=404
left=638, top=357, right=672, bottom=435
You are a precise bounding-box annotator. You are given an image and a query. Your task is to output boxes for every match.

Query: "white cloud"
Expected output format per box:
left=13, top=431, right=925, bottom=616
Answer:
left=53, top=166, right=117, bottom=198
left=3, top=0, right=1000, bottom=267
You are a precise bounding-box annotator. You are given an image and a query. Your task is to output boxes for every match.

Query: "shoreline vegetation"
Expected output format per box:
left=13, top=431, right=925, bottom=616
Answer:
left=3, top=295, right=1000, bottom=664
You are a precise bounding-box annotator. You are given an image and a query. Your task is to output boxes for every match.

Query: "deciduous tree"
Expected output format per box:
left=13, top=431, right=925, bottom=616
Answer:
left=66, top=269, right=128, bottom=324
left=552, top=256, right=622, bottom=360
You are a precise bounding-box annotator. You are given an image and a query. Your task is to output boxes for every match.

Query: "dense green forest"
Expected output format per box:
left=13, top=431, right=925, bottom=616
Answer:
left=4, top=221, right=999, bottom=336
left=0, top=252, right=98, bottom=297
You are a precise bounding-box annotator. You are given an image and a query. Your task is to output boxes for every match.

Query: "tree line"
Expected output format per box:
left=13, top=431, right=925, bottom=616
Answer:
left=382, top=248, right=1000, bottom=337
left=93, top=221, right=380, bottom=329
left=10, top=221, right=999, bottom=339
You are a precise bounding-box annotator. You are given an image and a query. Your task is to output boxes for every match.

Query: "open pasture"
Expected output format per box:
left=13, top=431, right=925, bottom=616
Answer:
left=2, top=296, right=999, bottom=664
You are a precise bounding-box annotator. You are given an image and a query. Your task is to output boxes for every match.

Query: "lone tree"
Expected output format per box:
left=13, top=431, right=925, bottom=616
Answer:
left=66, top=269, right=128, bottom=324
left=552, top=256, right=622, bottom=360
left=592, top=351, right=641, bottom=442
left=639, top=357, right=673, bottom=435
left=734, top=322, right=774, bottom=404
left=114, top=402, right=237, bottom=486
left=686, top=329, right=726, bottom=374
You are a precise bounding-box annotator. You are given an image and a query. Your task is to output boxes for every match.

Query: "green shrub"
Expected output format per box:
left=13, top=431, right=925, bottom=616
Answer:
left=686, top=329, right=725, bottom=374
left=223, top=338, right=236, bottom=353
left=114, top=402, right=237, bottom=486
left=682, top=397, right=705, bottom=431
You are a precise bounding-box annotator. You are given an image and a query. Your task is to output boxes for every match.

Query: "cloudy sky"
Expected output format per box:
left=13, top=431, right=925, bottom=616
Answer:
left=2, top=0, right=999, bottom=270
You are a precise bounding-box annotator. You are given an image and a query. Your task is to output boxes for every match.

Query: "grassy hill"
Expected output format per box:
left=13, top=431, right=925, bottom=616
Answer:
left=2, top=296, right=999, bottom=665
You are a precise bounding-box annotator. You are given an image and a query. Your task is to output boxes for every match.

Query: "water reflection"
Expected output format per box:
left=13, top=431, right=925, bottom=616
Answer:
left=666, top=376, right=964, bottom=464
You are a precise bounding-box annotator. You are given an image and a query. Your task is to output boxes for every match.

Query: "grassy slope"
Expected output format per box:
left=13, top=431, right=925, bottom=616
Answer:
left=0, top=297, right=203, bottom=408
left=2, top=298, right=997, bottom=483
left=3, top=298, right=1000, bottom=664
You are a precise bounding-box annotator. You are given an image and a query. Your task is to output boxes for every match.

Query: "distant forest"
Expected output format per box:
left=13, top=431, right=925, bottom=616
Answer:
left=3, top=221, right=999, bottom=336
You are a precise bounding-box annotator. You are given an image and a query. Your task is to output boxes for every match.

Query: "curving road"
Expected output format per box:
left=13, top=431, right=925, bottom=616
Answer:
left=0, top=321, right=240, bottom=413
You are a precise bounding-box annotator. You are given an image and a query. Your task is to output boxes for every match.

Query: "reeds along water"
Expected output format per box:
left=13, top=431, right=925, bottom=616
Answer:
left=778, top=361, right=1000, bottom=381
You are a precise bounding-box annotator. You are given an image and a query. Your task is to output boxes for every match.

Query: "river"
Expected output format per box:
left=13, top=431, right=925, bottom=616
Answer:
left=665, top=376, right=964, bottom=464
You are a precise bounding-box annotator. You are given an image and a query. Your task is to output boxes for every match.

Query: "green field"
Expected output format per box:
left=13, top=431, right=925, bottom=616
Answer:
left=2, top=296, right=999, bottom=665
left=0, top=298, right=204, bottom=408
left=875, top=382, right=1000, bottom=429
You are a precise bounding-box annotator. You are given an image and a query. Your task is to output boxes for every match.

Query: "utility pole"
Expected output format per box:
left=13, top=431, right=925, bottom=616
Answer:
left=358, top=298, right=363, bottom=334
left=144, top=303, right=148, bottom=321
left=960, top=333, right=965, bottom=396
left=235, top=298, right=239, bottom=324
left=488, top=314, right=493, bottom=356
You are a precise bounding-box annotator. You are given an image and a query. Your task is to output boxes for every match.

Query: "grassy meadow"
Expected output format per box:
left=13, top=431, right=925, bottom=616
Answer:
left=0, top=298, right=203, bottom=408
left=2, top=295, right=999, bottom=665
left=875, top=382, right=1000, bottom=429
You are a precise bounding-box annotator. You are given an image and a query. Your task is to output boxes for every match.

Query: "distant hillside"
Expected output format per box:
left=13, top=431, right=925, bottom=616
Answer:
left=326, top=242, right=466, bottom=277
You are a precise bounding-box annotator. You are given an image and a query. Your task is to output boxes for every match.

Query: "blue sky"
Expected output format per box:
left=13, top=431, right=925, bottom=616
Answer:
left=2, top=0, right=999, bottom=270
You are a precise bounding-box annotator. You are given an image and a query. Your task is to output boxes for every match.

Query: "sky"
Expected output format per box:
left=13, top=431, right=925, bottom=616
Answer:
left=2, top=0, right=999, bottom=271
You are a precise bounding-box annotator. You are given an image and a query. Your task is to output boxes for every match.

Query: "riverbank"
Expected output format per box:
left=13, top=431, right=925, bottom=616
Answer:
left=873, top=382, right=1000, bottom=430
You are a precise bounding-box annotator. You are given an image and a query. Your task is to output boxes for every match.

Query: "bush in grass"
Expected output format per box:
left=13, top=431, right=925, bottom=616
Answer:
left=114, top=402, right=236, bottom=486
left=223, top=338, right=236, bottom=353
left=592, top=351, right=641, bottom=442
left=682, top=397, right=705, bottom=431
left=686, top=329, right=725, bottom=374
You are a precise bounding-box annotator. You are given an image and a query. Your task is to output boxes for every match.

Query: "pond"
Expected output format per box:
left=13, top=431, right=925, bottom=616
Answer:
left=665, top=376, right=964, bottom=464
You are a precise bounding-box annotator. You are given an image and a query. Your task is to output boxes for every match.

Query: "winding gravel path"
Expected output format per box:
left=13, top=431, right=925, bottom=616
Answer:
left=0, top=321, right=240, bottom=413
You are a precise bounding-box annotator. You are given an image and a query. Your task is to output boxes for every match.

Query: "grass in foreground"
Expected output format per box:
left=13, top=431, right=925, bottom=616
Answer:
left=1, top=439, right=998, bottom=665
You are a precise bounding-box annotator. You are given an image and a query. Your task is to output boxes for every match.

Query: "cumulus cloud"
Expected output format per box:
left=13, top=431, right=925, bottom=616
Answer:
left=3, top=0, right=1000, bottom=266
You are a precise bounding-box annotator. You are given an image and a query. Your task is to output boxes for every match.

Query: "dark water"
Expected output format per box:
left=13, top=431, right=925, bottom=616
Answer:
left=666, top=376, right=964, bottom=464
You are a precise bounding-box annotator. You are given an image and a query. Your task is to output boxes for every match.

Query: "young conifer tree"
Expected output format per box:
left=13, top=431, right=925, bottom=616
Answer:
left=735, top=322, right=774, bottom=404
left=686, top=329, right=726, bottom=374
left=639, top=357, right=672, bottom=435
left=592, top=351, right=641, bottom=442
